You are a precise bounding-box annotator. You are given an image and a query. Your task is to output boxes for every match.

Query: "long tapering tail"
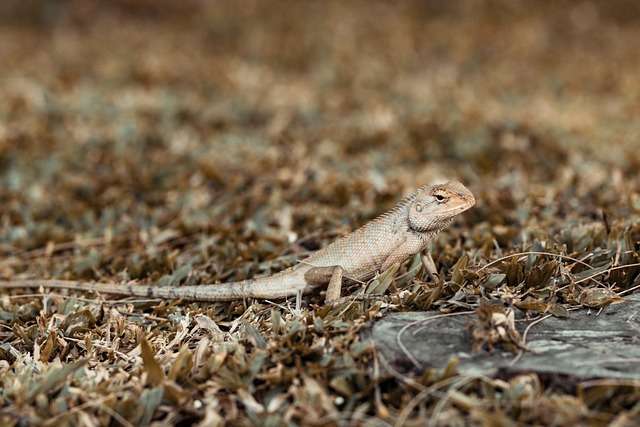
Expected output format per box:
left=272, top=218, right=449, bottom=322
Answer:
left=0, top=273, right=310, bottom=302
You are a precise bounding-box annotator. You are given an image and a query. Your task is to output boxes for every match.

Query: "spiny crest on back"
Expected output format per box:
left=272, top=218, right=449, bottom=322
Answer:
left=364, top=189, right=417, bottom=226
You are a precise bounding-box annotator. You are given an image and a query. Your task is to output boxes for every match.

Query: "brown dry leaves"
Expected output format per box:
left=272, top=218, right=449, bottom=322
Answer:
left=1, top=1, right=640, bottom=426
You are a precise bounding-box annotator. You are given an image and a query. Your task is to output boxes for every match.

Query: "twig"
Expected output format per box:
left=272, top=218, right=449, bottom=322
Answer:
left=396, top=311, right=475, bottom=370
left=509, top=314, right=552, bottom=366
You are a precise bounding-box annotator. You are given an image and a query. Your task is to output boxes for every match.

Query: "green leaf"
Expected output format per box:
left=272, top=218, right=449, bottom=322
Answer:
left=573, top=263, right=612, bottom=281
left=246, top=350, right=266, bottom=383
left=26, top=359, right=89, bottom=400
left=244, top=323, right=267, bottom=350
left=365, top=262, right=400, bottom=295
left=485, top=273, right=506, bottom=289
left=548, top=303, right=569, bottom=318
left=138, top=386, right=164, bottom=426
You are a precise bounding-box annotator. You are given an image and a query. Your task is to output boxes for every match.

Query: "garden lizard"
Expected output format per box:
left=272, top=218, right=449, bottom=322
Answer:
left=0, top=181, right=474, bottom=303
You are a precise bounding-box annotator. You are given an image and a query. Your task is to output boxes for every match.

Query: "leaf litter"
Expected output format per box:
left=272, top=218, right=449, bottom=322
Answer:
left=1, top=1, right=640, bottom=425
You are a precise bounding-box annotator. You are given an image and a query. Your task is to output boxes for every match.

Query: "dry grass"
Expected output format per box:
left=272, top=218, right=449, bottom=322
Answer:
left=1, top=1, right=640, bottom=425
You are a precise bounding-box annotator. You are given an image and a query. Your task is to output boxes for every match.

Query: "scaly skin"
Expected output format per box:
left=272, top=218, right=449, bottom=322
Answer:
left=0, top=181, right=475, bottom=302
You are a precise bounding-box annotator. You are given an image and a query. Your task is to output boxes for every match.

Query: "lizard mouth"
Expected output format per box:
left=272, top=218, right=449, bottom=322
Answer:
left=439, top=204, right=473, bottom=215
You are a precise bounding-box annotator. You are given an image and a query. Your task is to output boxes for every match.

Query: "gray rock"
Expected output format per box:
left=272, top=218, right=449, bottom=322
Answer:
left=367, top=295, right=640, bottom=380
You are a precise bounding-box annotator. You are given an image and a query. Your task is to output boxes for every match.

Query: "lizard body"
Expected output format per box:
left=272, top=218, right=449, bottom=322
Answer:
left=0, top=181, right=474, bottom=303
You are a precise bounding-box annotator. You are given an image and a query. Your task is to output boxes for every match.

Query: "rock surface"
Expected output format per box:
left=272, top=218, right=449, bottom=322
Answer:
left=368, top=295, right=640, bottom=380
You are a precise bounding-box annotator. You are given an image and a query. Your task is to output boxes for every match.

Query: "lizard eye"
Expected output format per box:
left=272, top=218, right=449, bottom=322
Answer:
left=435, top=194, right=446, bottom=203
left=415, top=203, right=423, bottom=212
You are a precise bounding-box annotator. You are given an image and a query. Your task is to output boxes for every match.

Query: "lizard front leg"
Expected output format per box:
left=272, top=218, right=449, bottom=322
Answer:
left=379, top=233, right=441, bottom=281
left=304, top=265, right=344, bottom=303
left=420, top=250, right=439, bottom=282
left=380, top=232, right=430, bottom=273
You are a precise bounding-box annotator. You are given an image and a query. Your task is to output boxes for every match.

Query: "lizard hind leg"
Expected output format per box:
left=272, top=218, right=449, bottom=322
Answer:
left=304, top=265, right=344, bottom=303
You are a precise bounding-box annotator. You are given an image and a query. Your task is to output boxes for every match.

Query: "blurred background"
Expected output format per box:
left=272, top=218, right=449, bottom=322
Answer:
left=1, top=0, right=639, bottom=280
left=3, top=4, right=640, bottom=424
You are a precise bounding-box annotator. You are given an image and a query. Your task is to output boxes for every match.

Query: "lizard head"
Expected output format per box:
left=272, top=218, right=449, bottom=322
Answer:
left=408, top=181, right=475, bottom=232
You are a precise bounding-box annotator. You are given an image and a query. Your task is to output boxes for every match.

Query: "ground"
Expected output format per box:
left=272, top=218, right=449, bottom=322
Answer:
left=0, top=1, right=639, bottom=426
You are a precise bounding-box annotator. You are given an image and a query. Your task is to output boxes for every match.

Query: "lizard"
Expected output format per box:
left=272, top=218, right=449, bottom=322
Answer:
left=0, top=181, right=475, bottom=303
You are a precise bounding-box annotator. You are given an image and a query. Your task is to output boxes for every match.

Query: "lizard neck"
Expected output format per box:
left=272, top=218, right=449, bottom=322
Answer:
left=363, top=192, right=415, bottom=231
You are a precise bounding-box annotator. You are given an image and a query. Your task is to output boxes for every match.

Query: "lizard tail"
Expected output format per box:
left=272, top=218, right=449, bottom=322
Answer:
left=0, top=273, right=309, bottom=302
